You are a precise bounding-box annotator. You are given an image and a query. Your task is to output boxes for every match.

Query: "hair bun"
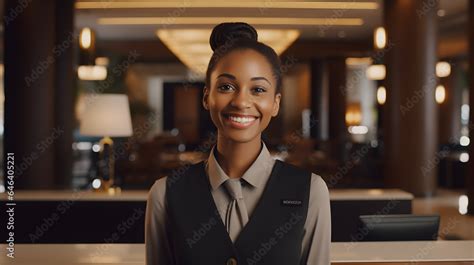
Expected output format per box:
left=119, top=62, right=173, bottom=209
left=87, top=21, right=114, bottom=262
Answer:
left=209, top=22, right=258, bottom=51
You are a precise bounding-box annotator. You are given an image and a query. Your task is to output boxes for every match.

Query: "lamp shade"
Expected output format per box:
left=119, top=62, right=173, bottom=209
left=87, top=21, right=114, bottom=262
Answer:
left=80, top=94, right=133, bottom=137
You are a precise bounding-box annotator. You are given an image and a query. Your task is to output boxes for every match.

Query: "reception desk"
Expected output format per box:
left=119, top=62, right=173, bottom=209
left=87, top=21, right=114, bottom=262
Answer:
left=0, top=241, right=473, bottom=264
left=0, top=189, right=413, bottom=243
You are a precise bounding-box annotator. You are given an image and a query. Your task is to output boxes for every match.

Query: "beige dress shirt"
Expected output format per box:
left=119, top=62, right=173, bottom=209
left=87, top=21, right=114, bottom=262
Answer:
left=145, top=141, right=331, bottom=265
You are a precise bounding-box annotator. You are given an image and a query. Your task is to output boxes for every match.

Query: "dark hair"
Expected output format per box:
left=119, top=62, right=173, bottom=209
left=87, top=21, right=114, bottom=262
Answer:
left=205, top=22, right=282, bottom=94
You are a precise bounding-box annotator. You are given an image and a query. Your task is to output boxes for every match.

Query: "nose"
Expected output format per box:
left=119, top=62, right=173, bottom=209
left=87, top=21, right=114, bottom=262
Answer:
left=230, top=90, right=252, bottom=109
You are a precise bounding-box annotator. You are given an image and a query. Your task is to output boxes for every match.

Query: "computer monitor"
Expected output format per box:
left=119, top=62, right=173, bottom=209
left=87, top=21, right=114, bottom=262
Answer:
left=358, top=214, right=440, bottom=241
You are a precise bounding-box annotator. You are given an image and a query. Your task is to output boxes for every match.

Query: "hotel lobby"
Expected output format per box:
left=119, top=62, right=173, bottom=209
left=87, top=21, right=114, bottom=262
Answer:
left=1, top=0, right=474, bottom=264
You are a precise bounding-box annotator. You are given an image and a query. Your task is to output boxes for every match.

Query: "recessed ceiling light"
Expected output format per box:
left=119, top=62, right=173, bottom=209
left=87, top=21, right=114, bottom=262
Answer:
left=437, top=9, right=446, bottom=17
left=156, top=29, right=300, bottom=74
left=77, top=1, right=379, bottom=10
left=98, top=17, right=364, bottom=26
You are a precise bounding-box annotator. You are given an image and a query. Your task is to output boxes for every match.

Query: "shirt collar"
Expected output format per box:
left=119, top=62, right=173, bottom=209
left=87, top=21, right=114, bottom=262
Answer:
left=206, top=140, right=275, bottom=190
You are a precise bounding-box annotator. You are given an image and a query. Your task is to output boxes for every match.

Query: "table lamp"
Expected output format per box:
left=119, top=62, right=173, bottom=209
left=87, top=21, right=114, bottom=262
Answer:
left=80, top=94, right=133, bottom=192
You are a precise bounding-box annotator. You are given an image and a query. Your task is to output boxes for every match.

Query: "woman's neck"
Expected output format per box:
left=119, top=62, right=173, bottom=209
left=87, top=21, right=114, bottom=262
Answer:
left=215, top=134, right=262, bottom=179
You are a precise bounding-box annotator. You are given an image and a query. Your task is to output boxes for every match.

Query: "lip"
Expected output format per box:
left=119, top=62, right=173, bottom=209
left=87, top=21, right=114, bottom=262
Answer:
left=222, top=113, right=259, bottom=129
left=223, top=113, right=259, bottom=118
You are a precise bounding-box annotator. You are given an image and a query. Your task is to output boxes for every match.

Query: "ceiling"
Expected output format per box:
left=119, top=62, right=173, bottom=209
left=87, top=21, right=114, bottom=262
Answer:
left=74, top=0, right=468, bottom=42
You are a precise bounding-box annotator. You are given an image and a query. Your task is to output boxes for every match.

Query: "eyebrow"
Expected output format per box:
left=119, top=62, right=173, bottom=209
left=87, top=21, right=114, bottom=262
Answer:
left=216, top=73, right=272, bottom=86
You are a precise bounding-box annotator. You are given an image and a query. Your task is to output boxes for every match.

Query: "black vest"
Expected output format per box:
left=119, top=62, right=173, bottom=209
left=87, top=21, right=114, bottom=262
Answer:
left=165, top=159, right=311, bottom=265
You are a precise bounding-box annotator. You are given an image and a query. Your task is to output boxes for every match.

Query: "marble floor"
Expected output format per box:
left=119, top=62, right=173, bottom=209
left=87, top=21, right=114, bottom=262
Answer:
left=413, top=189, right=474, bottom=240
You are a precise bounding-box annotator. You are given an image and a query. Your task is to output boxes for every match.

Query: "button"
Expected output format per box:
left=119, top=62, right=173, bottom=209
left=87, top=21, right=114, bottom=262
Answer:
left=226, top=257, right=237, bottom=265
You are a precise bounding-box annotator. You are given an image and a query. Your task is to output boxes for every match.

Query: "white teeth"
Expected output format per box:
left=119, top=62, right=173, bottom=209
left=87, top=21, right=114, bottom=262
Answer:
left=228, top=115, right=256, bottom=124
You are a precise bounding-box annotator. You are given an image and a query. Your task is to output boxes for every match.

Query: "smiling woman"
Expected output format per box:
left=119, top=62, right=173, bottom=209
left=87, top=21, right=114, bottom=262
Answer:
left=145, top=22, right=331, bottom=265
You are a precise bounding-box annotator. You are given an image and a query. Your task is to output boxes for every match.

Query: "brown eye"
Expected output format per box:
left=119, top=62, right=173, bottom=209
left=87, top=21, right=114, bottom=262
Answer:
left=217, top=84, right=235, bottom=92
left=253, top=86, right=267, bottom=94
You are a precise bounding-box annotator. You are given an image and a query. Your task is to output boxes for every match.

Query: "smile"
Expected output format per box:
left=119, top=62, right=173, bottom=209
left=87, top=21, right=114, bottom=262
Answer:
left=223, top=114, right=258, bottom=129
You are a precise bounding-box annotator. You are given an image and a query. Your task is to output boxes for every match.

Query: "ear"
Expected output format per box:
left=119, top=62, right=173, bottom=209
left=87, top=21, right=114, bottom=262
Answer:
left=271, top=92, right=281, bottom=117
left=202, top=86, right=210, bottom=110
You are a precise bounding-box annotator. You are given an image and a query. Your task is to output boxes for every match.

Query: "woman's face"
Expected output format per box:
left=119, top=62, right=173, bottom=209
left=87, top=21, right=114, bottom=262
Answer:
left=203, top=49, right=281, bottom=143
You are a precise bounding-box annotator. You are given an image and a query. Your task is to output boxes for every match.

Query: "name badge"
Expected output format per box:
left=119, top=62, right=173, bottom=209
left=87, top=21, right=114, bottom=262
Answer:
left=280, top=199, right=302, bottom=207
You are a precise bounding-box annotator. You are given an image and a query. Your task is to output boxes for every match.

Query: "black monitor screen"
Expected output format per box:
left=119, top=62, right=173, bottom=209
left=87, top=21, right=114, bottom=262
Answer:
left=358, top=214, right=440, bottom=241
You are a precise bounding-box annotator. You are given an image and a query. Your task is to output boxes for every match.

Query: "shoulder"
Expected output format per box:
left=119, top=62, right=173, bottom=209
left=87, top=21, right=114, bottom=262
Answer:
left=309, top=173, right=330, bottom=202
left=147, top=177, right=168, bottom=210
left=306, top=173, right=330, bottom=218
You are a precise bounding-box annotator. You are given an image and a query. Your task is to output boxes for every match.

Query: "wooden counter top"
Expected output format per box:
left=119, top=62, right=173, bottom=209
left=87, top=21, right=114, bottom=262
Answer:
left=0, top=188, right=413, bottom=201
left=0, top=241, right=472, bottom=264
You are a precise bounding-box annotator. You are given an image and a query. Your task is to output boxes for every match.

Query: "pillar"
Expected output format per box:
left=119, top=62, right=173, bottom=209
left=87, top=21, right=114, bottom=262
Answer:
left=467, top=0, right=474, bottom=214
left=310, top=59, right=328, bottom=141
left=327, top=58, right=348, bottom=160
left=54, top=0, right=75, bottom=188
left=438, top=63, right=462, bottom=145
left=383, top=0, right=438, bottom=197
left=4, top=0, right=75, bottom=189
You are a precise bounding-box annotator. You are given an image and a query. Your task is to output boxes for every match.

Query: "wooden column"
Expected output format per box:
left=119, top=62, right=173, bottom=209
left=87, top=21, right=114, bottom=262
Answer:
left=468, top=0, right=474, bottom=214
left=310, top=59, right=328, bottom=141
left=438, top=63, right=462, bottom=145
left=383, top=0, right=438, bottom=197
left=54, top=0, right=75, bottom=188
left=4, top=0, right=75, bottom=189
left=327, top=58, right=348, bottom=160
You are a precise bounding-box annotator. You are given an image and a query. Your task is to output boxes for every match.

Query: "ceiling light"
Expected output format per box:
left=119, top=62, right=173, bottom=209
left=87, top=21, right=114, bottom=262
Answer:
left=435, top=85, right=446, bottom=104
left=377, top=86, right=386, bottom=105
left=78, top=1, right=378, bottom=10
left=78, top=65, right=107, bottom=81
left=374, top=27, right=386, bottom=49
left=98, top=17, right=364, bottom=26
left=460, top=136, right=470, bottom=146
left=436, top=61, right=451, bottom=78
left=348, top=125, right=368, bottom=135
left=157, top=29, right=300, bottom=74
left=366, top=64, right=386, bottom=80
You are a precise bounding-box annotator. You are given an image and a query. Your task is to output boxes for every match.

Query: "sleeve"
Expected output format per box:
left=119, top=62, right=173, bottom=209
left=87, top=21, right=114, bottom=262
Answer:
left=145, top=177, right=174, bottom=265
left=300, top=173, right=331, bottom=265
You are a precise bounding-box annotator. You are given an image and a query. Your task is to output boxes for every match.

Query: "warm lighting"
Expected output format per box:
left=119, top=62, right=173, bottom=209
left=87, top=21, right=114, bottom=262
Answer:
left=368, top=189, right=384, bottom=195
left=157, top=29, right=300, bottom=74
left=348, top=125, right=368, bottom=135
left=78, top=65, right=107, bottom=81
left=92, top=144, right=101, bottom=152
left=79, top=27, right=93, bottom=49
left=345, top=57, right=372, bottom=66
left=92, top=178, right=102, bottom=189
left=99, top=17, right=364, bottom=26
left=73, top=142, right=93, bottom=151
left=345, top=103, right=362, bottom=126
left=377, top=86, right=386, bottom=105
left=461, top=104, right=470, bottom=122
left=459, top=153, right=469, bottom=163
left=80, top=94, right=133, bottom=192
left=459, top=195, right=469, bottom=215
left=435, top=85, right=446, bottom=104
left=366, top=64, right=386, bottom=80
left=80, top=94, right=133, bottom=137
left=78, top=1, right=379, bottom=9
left=374, top=27, right=386, bottom=49
left=436, top=62, right=451, bottom=78
left=460, top=136, right=470, bottom=146
left=95, top=57, right=109, bottom=66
